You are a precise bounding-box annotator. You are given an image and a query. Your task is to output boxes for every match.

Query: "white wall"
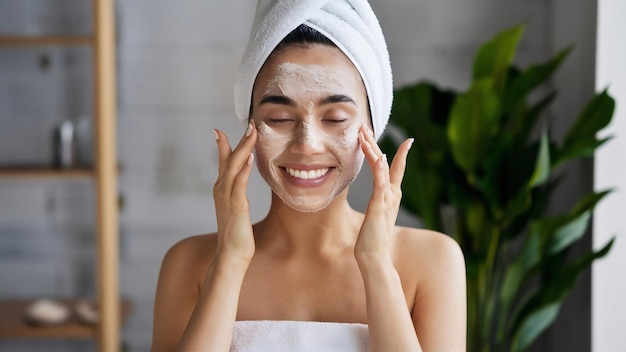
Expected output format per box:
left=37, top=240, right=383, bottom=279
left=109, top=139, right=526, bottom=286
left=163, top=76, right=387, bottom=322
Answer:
left=594, top=1, right=626, bottom=351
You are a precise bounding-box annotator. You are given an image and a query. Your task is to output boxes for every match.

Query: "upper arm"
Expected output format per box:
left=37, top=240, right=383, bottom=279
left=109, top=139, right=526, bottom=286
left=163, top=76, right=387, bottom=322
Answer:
left=410, top=232, right=466, bottom=351
left=151, top=236, right=212, bottom=352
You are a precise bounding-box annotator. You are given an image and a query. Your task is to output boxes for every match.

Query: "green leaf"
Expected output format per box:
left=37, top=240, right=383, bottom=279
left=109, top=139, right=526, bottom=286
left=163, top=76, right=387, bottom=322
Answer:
left=548, top=211, right=590, bottom=255
left=515, top=91, right=556, bottom=142
left=391, top=82, right=455, bottom=147
left=498, top=222, right=544, bottom=327
left=519, top=222, right=543, bottom=271
left=562, top=90, right=615, bottom=151
left=511, top=302, right=560, bottom=352
left=555, top=136, right=613, bottom=166
left=473, top=154, right=503, bottom=216
left=499, top=260, right=525, bottom=331
left=391, top=83, right=430, bottom=134
left=548, top=190, right=612, bottom=254
left=572, top=189, right=613, bottom=214
left=473, top=25, right=525, bottom=94
left=497, top=141, right=538, bottom=205
left=380, top=133, right=447, bottom=231
left=447, top=78, right=501, bottom=173
left=503, top=48, right=570, bottom=114
left=405, top=160, right=446, bottom=231
left=510, top=238, right=614, bottom=349
left=567, top=237, right=615, bottom=277
left=502, top=176, right=562, bottom=242
left=529, top=129, right=550, bottom=188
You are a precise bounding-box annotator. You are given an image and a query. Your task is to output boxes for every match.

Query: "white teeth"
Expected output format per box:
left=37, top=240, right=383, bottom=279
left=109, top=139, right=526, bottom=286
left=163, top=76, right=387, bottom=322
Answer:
left=286, top=167, right=329, bottom=180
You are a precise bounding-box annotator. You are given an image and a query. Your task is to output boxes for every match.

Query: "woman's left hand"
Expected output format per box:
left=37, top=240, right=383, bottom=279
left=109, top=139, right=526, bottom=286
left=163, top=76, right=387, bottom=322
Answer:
left=354, top=125, right=414, bottom=263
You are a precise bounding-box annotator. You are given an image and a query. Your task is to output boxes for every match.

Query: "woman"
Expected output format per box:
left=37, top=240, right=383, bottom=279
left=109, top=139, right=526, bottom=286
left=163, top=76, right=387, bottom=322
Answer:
left=152, top=1, right=466, bottom=351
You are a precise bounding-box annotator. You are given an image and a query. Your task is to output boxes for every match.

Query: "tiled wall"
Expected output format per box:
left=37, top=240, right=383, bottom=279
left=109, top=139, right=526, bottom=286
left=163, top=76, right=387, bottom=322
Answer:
left=0, top=1, right=593, bottom=351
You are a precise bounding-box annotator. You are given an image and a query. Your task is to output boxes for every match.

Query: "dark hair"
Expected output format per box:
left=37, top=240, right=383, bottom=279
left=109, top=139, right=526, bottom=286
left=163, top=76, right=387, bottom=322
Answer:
left=273, top=24, right=337, bottom=54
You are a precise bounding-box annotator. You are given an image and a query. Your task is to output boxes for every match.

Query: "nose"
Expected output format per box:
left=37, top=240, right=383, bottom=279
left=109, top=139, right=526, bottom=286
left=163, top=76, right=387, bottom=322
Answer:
left=289, top=121, right=325, bottom=156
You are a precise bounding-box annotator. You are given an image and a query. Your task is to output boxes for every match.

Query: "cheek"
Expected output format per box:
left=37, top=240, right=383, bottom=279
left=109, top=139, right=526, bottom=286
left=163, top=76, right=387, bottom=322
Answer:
left=254, top=123, right=289, bottom=169
left=336, top=123, right=361, bottom=155
left=345, top=144, right=365, bottom=172
left=333, top=123, right=364, bottom=171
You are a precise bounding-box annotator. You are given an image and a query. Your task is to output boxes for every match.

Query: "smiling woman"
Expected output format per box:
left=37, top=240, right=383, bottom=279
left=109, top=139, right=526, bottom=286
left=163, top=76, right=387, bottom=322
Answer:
left=151, top=1, right=466, bottom=352
left=252, top=45, right=367, bottom=213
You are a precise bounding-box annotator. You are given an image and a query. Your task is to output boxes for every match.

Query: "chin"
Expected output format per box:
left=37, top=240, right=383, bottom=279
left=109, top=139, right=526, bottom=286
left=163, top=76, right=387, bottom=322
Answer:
left=280, top=196, right=333, bottom=213
left=271, top=177, right=354, bottom=213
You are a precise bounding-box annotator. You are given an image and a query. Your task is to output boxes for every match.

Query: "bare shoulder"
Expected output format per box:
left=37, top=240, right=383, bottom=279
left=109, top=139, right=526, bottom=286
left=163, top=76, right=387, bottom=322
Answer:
left=393, top=226, right=465, bottom=284
left=393, top=227, right=467, bottom=349
left=160, top=233, right=218, bottom=281
left=155, top=233, right=220, bottom=305
left=393, top=226, right=464, bottom=262
left=152, top=233, right=219, bottom=350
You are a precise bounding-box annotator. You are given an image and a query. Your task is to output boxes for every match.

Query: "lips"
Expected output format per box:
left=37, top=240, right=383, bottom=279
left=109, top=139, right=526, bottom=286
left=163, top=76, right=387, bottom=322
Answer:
left=279, top=164, right=335, bottom=186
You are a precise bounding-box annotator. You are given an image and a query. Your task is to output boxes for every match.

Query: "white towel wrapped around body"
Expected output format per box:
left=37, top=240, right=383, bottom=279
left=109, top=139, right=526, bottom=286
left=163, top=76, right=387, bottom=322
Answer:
left=234, top=0, right=393, bottom=140
left=231, top=320, right=370, bottom=352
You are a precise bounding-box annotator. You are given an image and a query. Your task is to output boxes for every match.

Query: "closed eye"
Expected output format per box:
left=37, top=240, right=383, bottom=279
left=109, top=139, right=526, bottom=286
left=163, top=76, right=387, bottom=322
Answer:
left=323, top=119, right=348, bottom=124
left=268, top=118, right=294, bottom=124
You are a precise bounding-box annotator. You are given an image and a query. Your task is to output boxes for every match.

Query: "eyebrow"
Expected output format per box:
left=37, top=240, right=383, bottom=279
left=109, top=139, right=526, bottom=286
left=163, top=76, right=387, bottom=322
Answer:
left=259, top=95, right=296, bottom=107
left=320, top=94, right=356, bottom=106
left=259, top=94, right=356, bottom=107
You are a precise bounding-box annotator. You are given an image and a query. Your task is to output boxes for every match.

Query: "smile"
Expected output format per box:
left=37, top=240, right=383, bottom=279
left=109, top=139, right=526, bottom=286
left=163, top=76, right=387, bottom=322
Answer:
left=285, top=167, right=330, bottom=180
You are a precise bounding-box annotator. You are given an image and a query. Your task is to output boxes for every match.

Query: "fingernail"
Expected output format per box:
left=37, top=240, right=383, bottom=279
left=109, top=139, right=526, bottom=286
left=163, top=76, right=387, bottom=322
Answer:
left=245, top=123, right=253, bottom=137
left=382, top=154, right=387, bottom=163
left=247, top=153, right=255, bottom=165
left=407, top=138, right=414, bottom=150
left=213, top=129, right=219, bottom=141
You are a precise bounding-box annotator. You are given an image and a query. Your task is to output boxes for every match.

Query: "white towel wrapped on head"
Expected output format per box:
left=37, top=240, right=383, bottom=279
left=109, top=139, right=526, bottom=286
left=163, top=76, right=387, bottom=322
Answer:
left=234, top=0, right=393, bottom=140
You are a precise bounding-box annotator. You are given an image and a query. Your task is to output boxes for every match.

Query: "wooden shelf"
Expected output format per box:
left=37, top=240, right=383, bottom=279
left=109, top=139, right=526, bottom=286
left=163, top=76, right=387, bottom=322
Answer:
left=0, top=167, right=94, bottom=179
left=0, top=0, right=121, bottom=349
left=0, top=36, right=93, bottom=47
left=0, top=298, right=131, bottom=339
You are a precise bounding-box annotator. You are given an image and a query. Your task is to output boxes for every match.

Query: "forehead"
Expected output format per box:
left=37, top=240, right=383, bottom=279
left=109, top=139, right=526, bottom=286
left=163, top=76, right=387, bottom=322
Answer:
left=253, top=44, right=366, bottom=99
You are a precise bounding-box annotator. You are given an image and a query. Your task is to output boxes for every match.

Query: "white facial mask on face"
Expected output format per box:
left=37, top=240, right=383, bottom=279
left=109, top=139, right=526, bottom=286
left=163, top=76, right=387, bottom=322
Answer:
left=254, top=62, right=366, bottom=213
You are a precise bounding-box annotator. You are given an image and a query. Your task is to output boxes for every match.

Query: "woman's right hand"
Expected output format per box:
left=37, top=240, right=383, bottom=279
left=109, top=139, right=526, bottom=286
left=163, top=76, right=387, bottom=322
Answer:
left=212, top=122, right=257, bottom=264
left=152, top=124, right=258, bottom=351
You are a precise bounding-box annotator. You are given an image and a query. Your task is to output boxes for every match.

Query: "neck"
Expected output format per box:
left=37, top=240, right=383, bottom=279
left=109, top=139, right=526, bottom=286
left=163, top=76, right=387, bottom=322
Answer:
left=254, top=190, right=363, bottom=258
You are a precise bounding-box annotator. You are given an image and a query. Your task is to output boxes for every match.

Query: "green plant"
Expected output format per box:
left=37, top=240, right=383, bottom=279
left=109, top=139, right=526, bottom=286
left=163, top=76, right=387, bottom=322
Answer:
left=380, top=25, right=615, bottom=351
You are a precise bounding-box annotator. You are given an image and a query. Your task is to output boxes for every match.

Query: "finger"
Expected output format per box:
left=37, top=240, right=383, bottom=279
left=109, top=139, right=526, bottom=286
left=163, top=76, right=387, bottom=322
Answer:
left=361, top=125, right=384, bottom=158
left=360, top=126, right=391, bottom=189
left=367, top=154, right=388, bottom=215
left=359, top=131, right=376, bottom=169
left=223, top=123, right=257, bottom=182
left=214, top=129, right=233, bottom=176
left=231, top=153, right=255, bottom=204
left=389, top=138, right=414, bottom=186
left=359, top=130, right=378, bottom=170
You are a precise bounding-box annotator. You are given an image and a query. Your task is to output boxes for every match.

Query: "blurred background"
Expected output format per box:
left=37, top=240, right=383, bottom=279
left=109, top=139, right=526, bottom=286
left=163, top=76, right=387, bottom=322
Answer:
left=0, top=0, right=623, bottom=351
